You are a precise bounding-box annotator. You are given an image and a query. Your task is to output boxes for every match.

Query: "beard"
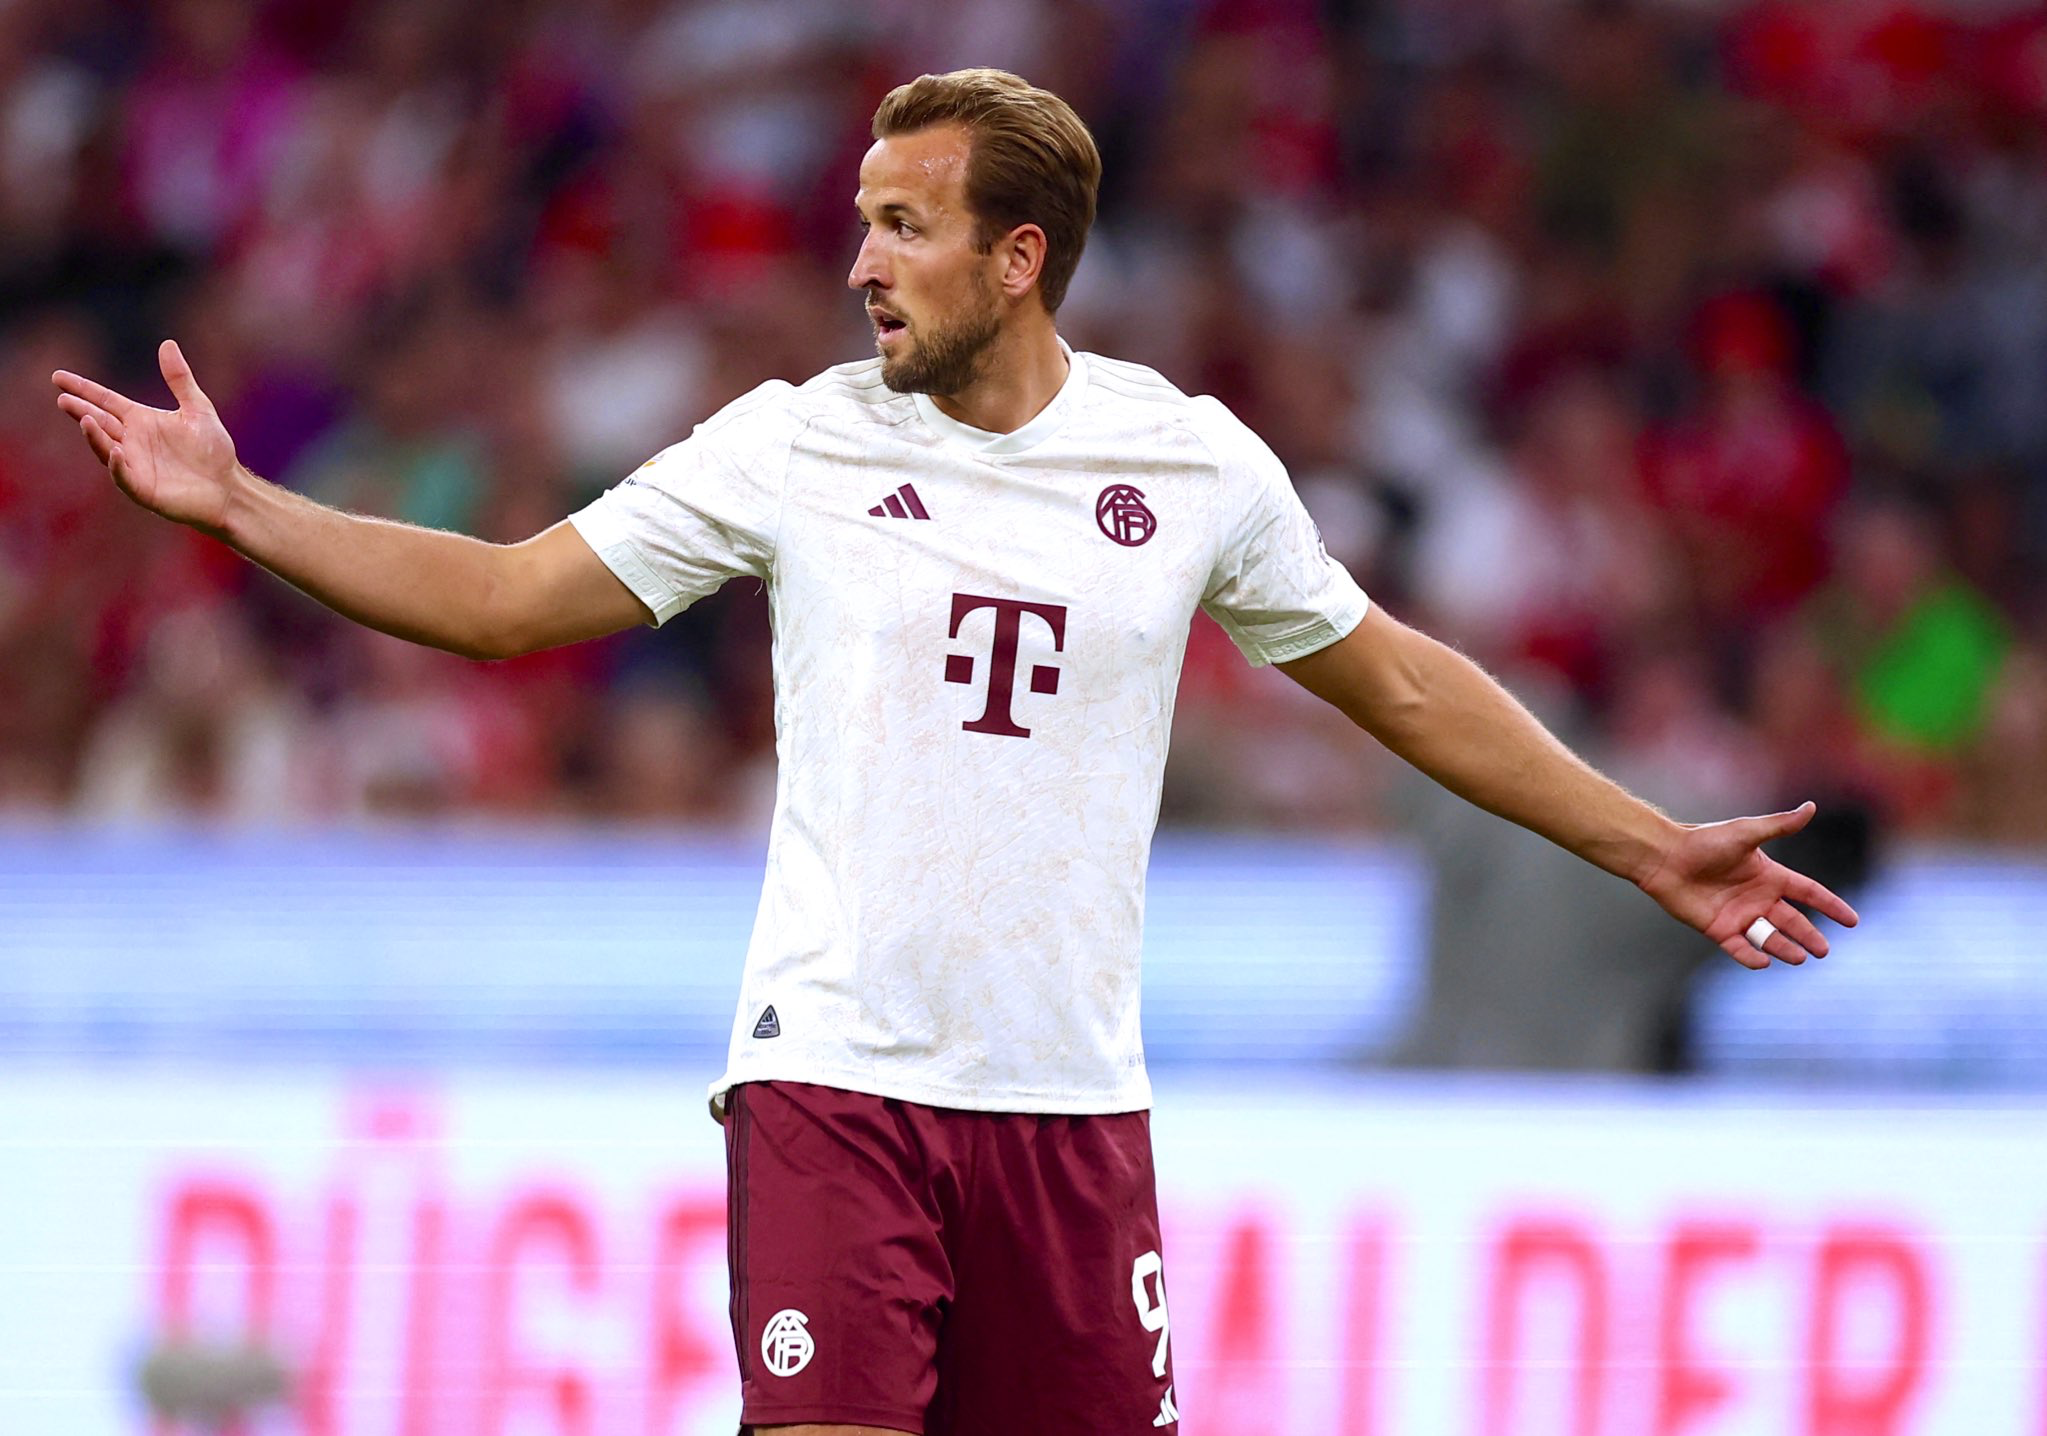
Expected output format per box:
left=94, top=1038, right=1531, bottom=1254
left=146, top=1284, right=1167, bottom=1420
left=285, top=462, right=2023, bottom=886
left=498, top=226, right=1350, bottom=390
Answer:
left=875, top=281, right=1002, bottom=396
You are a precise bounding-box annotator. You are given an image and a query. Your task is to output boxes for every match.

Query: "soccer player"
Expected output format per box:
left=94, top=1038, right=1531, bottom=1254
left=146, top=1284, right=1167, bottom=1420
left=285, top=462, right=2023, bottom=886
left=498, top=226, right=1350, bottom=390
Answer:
left=54, top=68, right=1854, bottom=1436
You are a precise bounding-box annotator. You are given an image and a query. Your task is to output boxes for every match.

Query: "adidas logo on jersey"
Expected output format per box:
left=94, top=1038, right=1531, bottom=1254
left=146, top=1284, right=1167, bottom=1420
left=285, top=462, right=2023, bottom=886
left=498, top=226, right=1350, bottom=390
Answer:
left=867, top=483, right=930, bottom=520
left=752, top=1006, right=780, bottom=1039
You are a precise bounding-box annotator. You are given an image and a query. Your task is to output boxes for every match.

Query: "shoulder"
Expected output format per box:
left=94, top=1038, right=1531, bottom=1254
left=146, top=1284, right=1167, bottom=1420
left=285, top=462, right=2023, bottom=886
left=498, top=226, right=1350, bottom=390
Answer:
left=731, top=358, right=909, bottom=426
left=692, top=358, right=911, bottom=446
left=1080, top=352, right=1281, bottom=481
left=1079, top=353, right=1226, bottom=454
left=1080, top=353, right=1271, bottom=459
left=1081, top=352, right=1197, bottom=410
left=790, top=356, right=912, bottom=419
left=641, top=359, right=909, bottom=484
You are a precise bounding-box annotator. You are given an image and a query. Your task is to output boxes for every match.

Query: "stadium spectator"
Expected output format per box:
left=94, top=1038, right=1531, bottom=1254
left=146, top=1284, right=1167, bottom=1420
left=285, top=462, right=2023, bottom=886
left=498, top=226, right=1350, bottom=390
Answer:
left=0, top=0, right=2038, bottom=852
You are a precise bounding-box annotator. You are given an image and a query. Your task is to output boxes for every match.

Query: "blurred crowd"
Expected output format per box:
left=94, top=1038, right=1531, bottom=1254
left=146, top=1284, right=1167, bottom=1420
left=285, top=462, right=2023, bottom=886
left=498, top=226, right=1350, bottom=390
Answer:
left=2, top=0, right=2045, bottom=841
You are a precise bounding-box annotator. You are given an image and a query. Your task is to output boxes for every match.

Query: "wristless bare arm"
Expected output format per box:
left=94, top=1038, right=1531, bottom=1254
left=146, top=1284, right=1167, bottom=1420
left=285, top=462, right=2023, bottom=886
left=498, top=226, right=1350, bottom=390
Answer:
left=1280, top=604, right=1859, bottom=968
left=53, top=341, right=649, bottom=659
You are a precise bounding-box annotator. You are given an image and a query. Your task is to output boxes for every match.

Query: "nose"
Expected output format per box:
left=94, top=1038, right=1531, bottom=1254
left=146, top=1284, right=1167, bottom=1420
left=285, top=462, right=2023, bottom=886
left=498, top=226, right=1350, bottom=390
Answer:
left=848, top=230, right=888, bottom=292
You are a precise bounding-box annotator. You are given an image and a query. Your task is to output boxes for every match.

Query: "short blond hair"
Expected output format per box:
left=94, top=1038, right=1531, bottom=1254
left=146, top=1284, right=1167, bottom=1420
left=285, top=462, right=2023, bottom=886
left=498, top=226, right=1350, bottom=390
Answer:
left=872, top=69, right=1101, bottom=314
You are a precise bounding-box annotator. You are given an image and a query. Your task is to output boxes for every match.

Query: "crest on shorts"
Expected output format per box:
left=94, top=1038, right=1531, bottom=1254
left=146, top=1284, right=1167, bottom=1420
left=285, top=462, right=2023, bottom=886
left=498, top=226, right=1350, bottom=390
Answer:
left=1095, top=485, right=1156, bottom=547
left=761, top=1308, right=814, bottom=1377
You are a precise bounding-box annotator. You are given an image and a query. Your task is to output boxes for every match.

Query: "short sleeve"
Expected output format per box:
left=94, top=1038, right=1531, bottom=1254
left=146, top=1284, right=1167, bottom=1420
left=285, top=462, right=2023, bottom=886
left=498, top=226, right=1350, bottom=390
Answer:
left=567, top=382, right=794, bottom=626
left=1198, top=405, right=1371, bottom=666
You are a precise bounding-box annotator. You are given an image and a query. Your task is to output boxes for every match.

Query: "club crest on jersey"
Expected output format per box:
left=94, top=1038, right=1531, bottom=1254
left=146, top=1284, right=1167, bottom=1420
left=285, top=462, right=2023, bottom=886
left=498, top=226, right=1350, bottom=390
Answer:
left=1096, top=484, right=1156, bottom=547
left=761, top=1309, right=814, bottom=1377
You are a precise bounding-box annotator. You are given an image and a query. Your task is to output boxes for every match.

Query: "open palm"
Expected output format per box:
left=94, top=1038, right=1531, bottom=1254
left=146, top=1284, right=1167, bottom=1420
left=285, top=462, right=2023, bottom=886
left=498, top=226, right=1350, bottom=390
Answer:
left=1638, top=801, right=1860, bottom=969
left=53, top=340, right=239, bottom=536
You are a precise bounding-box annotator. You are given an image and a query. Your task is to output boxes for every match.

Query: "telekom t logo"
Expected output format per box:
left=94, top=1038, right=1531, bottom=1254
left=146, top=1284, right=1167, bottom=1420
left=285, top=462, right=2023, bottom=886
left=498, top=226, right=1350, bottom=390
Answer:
left=944, top=592, right=1068, bottom=739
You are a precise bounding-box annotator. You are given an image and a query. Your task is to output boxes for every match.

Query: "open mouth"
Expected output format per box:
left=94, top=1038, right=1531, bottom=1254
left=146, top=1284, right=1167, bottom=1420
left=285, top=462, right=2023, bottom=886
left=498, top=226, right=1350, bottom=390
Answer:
left=870, top=309, right=908, bottom=342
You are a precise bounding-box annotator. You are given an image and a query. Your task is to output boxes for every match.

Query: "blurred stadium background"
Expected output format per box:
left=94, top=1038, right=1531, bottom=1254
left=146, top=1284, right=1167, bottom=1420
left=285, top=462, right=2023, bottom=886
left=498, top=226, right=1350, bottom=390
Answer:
left=4, top=0, right=2046, bottom=1430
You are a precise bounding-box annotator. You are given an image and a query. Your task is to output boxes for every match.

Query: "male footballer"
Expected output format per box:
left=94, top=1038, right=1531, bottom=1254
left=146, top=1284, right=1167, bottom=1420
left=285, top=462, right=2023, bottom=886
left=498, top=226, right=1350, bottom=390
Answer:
left=54, top=68, right=1855, bottom=1436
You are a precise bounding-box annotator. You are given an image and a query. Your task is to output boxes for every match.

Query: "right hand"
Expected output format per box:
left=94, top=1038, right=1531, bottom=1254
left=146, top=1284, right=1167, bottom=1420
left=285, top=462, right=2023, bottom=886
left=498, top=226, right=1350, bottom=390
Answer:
left=53, top=340, right=241, bottom=537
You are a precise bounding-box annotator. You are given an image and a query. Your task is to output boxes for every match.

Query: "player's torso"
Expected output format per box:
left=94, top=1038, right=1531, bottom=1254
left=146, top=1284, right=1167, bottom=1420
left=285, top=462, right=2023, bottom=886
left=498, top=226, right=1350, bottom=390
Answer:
left=768, top=401, right=1226, bottom=755
left=729, top=393, right=1217, bottom=1107
left=713, top=364, right=1249, bottom=1107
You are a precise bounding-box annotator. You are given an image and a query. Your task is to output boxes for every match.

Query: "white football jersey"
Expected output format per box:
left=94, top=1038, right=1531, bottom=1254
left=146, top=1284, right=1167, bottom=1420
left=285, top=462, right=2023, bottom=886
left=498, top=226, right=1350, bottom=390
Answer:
left=569, top=344, right=1370, bottom=1117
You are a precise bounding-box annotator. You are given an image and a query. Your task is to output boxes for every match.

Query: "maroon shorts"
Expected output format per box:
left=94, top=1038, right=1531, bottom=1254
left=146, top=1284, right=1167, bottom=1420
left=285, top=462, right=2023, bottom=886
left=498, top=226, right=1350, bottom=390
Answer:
left=724, top=1080, right=1178, bottom=1435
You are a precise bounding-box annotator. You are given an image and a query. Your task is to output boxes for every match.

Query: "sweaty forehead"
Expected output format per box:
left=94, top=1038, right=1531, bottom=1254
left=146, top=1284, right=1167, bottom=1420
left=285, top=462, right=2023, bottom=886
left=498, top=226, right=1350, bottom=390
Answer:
left=857, top=125, right=972, bottom=209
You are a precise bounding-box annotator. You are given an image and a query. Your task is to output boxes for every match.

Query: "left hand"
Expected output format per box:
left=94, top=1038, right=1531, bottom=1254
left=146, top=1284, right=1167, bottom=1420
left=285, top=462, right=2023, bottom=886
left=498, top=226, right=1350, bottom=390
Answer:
left=1636, top=801, right=1860, bottom=969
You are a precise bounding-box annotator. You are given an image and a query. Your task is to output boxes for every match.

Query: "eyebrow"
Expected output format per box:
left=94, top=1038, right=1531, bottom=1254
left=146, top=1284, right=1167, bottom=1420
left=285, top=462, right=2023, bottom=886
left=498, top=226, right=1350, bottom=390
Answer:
left=855, top=199, right=919, bottom=223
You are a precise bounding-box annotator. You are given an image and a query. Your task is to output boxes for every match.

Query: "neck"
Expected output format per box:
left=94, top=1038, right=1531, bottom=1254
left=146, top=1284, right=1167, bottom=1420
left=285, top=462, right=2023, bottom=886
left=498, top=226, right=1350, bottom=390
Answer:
left=927, top=307, right=1068, bottom=435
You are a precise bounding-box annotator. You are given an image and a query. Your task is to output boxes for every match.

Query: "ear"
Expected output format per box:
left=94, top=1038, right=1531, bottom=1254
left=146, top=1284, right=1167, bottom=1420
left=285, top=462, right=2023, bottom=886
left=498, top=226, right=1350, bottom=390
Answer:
left=994, top=223, right=1049, bottom=304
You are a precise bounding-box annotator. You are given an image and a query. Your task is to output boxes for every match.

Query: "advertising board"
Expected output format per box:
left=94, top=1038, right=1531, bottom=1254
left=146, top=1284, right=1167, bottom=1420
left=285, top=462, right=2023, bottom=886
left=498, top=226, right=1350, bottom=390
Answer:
left=6, top=1072, right=2043, bottom=1435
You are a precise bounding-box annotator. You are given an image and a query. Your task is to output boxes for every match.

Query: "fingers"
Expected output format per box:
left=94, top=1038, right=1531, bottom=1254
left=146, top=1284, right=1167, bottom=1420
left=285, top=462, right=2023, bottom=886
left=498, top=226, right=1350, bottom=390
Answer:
left=108, top=436, right=136, bottom=490
left=51, top=368, right=140, bottom=421
left=1758, top=923, right=1808, bottom=966
left=1726, top=919, right=1807, bottom=968
left=57, top=392, right=127, bottom=441
left=77, top=413, right=118, bottom=468
left=1785, top=869, right=1859, bottom=927
left=158, top=339, right=215, bottom=415
left=1727, top=883, right=1856, bottom=971
left=1720, top=933, right=1770, bottom=971
left=55, top=342, right=211, bottom=416
left=1769, top=897, right=1830, bottom=959
left=1758, top=800, right=1816, bottom=840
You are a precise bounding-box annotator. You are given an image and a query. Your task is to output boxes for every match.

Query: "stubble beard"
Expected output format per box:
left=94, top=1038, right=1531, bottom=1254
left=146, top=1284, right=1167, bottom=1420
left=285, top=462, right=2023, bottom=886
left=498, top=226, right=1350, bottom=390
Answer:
left=877, top=281, right=1002, bottom=397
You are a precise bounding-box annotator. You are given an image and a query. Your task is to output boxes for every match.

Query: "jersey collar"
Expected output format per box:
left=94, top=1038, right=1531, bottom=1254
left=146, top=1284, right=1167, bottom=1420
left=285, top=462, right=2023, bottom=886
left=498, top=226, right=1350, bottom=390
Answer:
left=910, top=339, right=1086, bottom=456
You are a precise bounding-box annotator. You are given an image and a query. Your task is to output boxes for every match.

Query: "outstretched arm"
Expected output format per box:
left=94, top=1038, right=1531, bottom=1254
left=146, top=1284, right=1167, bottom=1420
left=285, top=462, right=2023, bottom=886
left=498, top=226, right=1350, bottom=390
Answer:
left=53, top=340, right=648, bottom=660
left=1279, top=604, right=1859, bottom=969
